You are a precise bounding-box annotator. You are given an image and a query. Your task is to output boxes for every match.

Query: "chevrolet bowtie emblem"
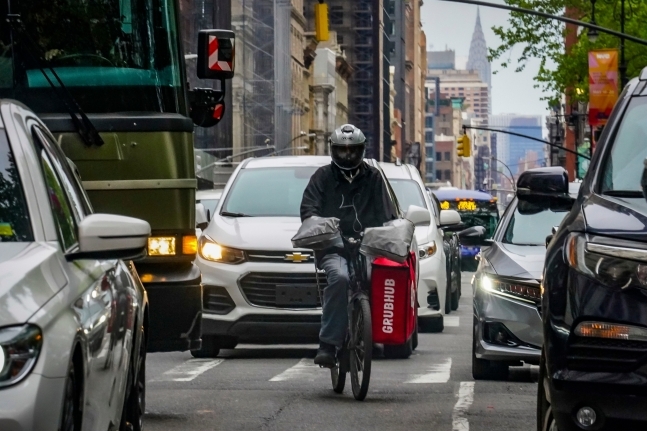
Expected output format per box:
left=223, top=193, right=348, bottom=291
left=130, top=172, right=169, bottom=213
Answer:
left=285, top=252, right=311, bottom=263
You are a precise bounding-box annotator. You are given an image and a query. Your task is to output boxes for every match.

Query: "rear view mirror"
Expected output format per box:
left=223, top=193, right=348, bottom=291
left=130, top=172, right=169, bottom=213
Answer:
left=405, top=205, right=431, bottom=226
left=69, top=214, right=150, bottom=261
left=197, top=30, right=235, bottom=80
left=196, top=203, right=209, bottom=231
left=439, top=209, right=461, bottom=227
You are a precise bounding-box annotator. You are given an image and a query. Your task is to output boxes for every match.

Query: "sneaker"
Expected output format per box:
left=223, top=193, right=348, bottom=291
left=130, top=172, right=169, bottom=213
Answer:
left=314, top=342, right=336, bottom=368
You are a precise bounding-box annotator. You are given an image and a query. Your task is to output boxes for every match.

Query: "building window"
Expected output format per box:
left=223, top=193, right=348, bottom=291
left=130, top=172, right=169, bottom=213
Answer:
left=444, top=170, right=451, bottom=180
left=437, top=170, right=443, bottom=180
left=425, top=131, right=434, bottom=142
left=425, top=116, right=434, bottom=128
left=330, top=6, right=343, bottom=25
left=436, top=151, right=441, bottom=162
left=337, top=34, right=344, bottom=45
left=444, top=151, right=450, bottom=161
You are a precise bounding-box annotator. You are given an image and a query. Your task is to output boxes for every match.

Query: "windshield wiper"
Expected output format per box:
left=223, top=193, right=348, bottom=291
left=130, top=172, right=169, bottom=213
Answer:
left=7, top=14, right=104, bottom=147
left=603, top=190, right=644, bottom=198
left=221, top=211, right=251, bottom=217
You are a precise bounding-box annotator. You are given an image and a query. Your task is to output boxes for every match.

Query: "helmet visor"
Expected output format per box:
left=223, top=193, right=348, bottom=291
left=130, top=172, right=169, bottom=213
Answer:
left=331, top=144, right=365, bottom=170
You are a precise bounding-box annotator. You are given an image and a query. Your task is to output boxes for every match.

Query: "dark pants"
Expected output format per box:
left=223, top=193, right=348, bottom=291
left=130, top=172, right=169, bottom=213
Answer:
left=318, top=253, right=351, bottom=347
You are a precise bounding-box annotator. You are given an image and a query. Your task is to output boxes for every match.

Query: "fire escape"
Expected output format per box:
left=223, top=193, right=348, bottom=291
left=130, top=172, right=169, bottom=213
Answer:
left=351, top=1, right=375, bottom=155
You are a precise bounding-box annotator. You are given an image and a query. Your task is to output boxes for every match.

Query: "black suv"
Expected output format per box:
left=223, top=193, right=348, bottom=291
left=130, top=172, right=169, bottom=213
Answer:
left=539, top=67, right=647, bottom=430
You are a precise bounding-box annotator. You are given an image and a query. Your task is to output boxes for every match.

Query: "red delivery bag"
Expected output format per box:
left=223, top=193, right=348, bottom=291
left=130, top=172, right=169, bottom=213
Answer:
left=370, top=252, right=417, bottom=345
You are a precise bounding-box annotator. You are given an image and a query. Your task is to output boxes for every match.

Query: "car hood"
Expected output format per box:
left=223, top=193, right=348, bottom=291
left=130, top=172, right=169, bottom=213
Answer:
left=583, top=193, right=647, bottom=241
left=483, top=242, right=546, bottom=281
left=204, top=216, right=304, bottom=250
left=0, top=242, right=66, bottom=326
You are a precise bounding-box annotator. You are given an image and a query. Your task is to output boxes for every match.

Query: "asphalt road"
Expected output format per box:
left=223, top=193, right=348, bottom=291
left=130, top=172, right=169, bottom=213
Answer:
left=145, top=273, right=538, bottom=431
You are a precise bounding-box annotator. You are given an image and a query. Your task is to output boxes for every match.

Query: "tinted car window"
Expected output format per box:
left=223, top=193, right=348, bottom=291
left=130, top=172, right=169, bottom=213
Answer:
left=602, top=97, right=647, bottom=192
left=389, top=179, right=427, bottom=210
left=222, top=167, right=318, bottom=217
left=0, top=129, right=32, bottom=242
left=503, top=199, right=571, bottom=246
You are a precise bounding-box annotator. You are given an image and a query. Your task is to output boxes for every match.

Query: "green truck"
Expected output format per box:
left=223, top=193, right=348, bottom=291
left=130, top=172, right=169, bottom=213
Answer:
left=1, top=0, right=234, bottom=352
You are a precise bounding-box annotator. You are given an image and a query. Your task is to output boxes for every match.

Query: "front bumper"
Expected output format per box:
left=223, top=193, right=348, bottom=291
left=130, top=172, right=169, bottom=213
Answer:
left=474, top=287, right=542, bottom=364
left=417, top=252, right=445, bottom=319
left=0, top=374, right=66, bottom=431
left=197, top=257, right=322, bottom=344
left=550, top=378, right=647, bottom=431
left=136, top=262, right=203, bottom=352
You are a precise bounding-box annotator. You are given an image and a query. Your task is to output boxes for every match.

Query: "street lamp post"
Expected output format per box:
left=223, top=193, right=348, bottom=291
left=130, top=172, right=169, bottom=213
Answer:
left=483, top=156, right=516, bottom=191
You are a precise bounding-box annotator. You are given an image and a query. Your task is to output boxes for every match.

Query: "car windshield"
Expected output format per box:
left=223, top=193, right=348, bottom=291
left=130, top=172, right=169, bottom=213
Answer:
left=601, top=97, right=647, bottom=193
left=503, top=199, right=571, bottom=246
left=0, top=129, right=32, bottom=242
left=222, top=167, right=319, bottom=217
left=389, top=179, right=427, bottom=210
left=0, top=0, right=185, bottom=114
left=459, top=213, right=498, bottom=238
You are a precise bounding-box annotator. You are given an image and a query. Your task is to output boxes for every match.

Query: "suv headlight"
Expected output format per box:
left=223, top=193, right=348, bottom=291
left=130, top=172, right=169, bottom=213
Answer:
left=418, top=241, right=437, bottom=259
left=565, top=233, right=647, bottom=289
left=0, top=325, right=43, bottom=388
left=199, top=236, right=246, bottom=264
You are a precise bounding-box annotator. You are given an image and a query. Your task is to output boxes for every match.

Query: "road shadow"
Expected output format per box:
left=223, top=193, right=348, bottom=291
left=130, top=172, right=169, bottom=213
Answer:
left=218, top=347, right=317, bottom=359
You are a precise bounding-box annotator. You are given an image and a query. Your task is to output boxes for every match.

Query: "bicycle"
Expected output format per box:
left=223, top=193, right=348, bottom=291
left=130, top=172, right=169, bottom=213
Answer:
left=316, top=236, right=372, bottom=401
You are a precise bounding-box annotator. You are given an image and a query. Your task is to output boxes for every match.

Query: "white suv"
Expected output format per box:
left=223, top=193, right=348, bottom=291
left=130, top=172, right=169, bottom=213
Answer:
left=195, top=156, right=400, bottom=356
left=368, top=161, right=461, bottom=332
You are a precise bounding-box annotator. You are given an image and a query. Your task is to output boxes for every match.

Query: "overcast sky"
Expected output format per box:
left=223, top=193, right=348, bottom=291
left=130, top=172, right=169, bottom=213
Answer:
left=420, top=0, right=551, bottom=118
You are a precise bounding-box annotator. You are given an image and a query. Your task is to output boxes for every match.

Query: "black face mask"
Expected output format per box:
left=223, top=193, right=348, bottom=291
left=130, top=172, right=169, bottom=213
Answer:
left=331, top=144, right=366, bottom=170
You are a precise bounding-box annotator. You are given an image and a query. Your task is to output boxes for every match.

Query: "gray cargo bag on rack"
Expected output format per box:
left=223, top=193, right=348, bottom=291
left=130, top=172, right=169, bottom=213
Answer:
left=292, top=216, right=343, bottom=250
left=360, top=219, right=415, bottom=263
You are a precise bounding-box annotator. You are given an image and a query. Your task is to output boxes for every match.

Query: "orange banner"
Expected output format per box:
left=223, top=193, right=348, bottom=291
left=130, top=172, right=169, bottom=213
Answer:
left=588, top=50, right=619, bottom=126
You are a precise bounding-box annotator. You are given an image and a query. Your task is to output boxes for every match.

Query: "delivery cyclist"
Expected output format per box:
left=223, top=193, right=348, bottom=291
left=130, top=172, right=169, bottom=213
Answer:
left=300, top=124, right=398, bottom=368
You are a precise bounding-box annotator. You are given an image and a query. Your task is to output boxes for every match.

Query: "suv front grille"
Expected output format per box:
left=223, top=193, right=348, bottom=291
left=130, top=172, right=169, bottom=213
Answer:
left=246, top=250, right=314, bottom=264
left=239, top=272, right=324, bottom=309
left=567, top=336, right=647, bottom=372
left=203, top=286, right=236, bottom=314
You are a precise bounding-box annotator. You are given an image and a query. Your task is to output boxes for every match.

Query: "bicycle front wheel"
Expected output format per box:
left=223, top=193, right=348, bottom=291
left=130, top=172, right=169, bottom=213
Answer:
left=350, top=296, right=372, bottom=401
left=330, top=346, right=348, bottom=394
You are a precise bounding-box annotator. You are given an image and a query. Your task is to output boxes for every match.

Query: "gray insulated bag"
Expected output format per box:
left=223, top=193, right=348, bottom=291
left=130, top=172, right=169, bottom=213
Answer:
left=292, top=216, right=343, bottom=250
left=360, top=218, right=415, bottom=263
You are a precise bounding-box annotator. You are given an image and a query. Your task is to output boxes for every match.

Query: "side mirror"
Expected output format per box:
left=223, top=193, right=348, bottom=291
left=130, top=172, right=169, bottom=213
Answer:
left=196, top=203, right=209, bottom=231
left=404, top=205, right=432, bottom=226
left=69, top=214, right=150, bottom=260
left=439, top=209, right=461, bottom=227
left=189, top=88, right=226, bottom=128
left=458, top=226, right=486, bottom=239
left=546, top=234, right=554, bottom=248
left=197, top=30, right=235, bottom=80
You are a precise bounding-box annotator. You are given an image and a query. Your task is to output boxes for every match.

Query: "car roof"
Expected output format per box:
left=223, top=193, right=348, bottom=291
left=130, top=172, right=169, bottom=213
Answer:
left=196, top=189, right=223, bottom=199
left=243, top=156, right=331, bottom=169
left=376, top=162, right=418, bottom=180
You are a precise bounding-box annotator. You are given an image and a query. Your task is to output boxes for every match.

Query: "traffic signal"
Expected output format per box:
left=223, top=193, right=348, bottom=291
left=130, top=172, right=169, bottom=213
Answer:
left=457, top=134, right=471, bottom=157
left=315, top=1, right=329, bottom=41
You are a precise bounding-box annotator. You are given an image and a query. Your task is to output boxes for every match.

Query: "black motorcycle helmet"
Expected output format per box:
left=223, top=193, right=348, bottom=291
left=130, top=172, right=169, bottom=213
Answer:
left=329, top=124, right=366, bottom=170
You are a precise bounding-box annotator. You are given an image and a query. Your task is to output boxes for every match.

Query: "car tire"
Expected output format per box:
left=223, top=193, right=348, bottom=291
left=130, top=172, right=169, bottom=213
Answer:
left=445, top=275, right=452, bottom=315
left=537, top=351, right=559, bottom=431
left=412, top=319, right=419, bottom=351
left=472, top=316, right=509, bottom=380
left=60, top=360, right=82, bottom=431
left=121, top=326, right=146, bottom=431
left=419, top=315, right=444, bottom=333
left=384, top=337, right=413, bottom=359
left=451, top=284, right=460, bottom=311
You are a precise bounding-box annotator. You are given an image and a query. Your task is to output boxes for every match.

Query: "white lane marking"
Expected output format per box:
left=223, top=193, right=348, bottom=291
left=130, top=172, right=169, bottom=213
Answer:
left=444, top=316, right=460, bottom=327
left=270, top=358, right=320, bottom=382
left=405, top=358, right=452, bottom=383
left=155, top=359, right=224, bottom=382
left=452, top=381, right=475, bottom=431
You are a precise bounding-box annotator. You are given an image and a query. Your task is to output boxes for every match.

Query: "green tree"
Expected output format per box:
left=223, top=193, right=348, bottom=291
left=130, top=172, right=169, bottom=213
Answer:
left=488, top=0, right=647, bottom=106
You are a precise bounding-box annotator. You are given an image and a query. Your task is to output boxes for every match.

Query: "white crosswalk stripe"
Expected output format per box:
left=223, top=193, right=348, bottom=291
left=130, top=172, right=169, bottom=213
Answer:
left=405, top=358, right=452, bottom=383
left=269, top=358, right=321, bottom=382
left=153, top=359, right=224, bottom=382
left=452, top=381, right=475, bottom=430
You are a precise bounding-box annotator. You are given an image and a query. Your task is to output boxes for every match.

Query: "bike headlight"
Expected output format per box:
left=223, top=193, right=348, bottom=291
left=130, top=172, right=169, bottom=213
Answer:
left=199, top=236, right=246, bottom=264
left=565, top=233, right=647, bottom=289
left=418, top=241, right=437, bottom=259
left=0, top=325, right=43, bottom=388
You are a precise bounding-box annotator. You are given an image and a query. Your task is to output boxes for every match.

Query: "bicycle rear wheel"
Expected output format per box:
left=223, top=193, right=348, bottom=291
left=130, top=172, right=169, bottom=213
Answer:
left=330, top=346, right=348, bottom=393
left=350, top=296, right=372, bottom=401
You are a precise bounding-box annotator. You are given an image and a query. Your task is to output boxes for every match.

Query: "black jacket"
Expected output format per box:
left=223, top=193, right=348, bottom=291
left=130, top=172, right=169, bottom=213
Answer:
left=300, top=162, right=398, bottom=241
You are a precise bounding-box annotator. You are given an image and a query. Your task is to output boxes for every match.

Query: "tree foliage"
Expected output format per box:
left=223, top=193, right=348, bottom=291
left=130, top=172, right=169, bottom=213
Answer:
left=488, top=0, right=647, bottom=106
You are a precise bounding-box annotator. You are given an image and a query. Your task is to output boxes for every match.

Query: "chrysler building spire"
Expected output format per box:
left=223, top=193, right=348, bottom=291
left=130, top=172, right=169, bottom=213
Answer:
left=466, top=7, right=491, bottom=89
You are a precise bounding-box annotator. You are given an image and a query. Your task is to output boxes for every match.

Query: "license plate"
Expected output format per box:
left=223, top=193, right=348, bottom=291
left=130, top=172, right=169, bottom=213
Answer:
left=276, top=285, right=318, bottom=306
